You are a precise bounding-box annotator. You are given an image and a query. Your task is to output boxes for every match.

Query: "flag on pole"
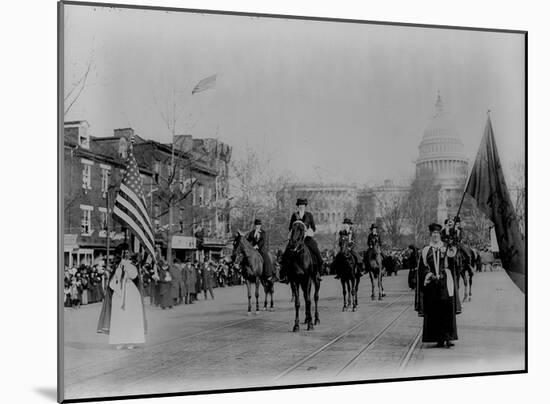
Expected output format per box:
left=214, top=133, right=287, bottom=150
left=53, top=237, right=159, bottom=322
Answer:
left=113, top=139, right=156, bottom=260
left=465, top=116, right=525, bottom=292
left=191, top=74, right=216, bottom=95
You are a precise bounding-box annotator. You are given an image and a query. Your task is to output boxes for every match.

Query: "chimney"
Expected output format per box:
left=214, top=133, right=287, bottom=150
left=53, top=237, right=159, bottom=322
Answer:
left=114, top=128, right=135, bottom=139
left=64, top=120, right=90, bottom=149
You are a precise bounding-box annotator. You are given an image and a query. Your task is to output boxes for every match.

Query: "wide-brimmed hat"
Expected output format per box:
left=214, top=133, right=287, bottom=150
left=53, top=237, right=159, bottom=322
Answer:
left=296, top=198, right=308, bottom=206
left=343, top=218, right=353, bottom=225
left=254, top=219, right=262, bottom=225
left=428, top=223, right=443, bottom=233
left=370, top=223, right=378, bottom=230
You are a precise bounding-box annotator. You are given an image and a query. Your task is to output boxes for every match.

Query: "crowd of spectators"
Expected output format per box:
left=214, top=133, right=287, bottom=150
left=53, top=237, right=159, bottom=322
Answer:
left=63, top=256, right=243, bottom=310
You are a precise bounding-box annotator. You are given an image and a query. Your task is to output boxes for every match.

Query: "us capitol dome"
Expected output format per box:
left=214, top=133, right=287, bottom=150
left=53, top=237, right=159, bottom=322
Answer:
left=416, top=92, right=469, bottom=223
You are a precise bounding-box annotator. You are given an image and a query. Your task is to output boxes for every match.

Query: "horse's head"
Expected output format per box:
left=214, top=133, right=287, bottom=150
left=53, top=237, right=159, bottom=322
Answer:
left=289, top=220, right=306, bottom=251
left=231, top=231, right=245, bottom=267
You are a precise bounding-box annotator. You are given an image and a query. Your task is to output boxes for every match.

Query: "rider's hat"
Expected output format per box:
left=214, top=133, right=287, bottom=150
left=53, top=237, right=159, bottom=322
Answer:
left=370, top=223, right=378, bottom=230
left=428, top=223, right=443, bottom=233
left=254, top=219, right=262, bottom=225
left=454, top=215, right=461, bottom=223
left=296, top=198, right=308, bottom=206
left=343, top=218, right=353, bottom=225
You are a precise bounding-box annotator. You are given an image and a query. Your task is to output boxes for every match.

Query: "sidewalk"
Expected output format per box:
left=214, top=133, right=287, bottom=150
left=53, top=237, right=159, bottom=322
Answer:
left=404, top=270, right=525, bottom=376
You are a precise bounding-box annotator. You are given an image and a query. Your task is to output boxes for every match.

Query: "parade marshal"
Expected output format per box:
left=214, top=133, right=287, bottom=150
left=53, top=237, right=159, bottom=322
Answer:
left=416, top=223, right=461, bottom=348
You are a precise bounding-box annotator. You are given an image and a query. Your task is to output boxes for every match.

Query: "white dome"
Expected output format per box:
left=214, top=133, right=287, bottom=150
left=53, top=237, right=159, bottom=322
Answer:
left=417, top=93, right=467, bottom=164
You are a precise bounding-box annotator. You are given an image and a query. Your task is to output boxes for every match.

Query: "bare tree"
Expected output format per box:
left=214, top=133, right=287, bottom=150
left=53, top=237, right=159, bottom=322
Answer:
left=229, top=146, right=294, bottom=247
left=152, top=86, right=201, bottom=263
left=404, top=174, right=441, bottom=246
left=63, top=13, right=95, bottom=117
left=373, top=187, right=407, bottom=248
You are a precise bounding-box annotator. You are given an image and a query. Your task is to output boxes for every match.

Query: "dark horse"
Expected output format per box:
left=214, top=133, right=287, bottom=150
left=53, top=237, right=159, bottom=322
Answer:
left=331, top=240, right=361, bottom=311
left=452, top=244, right=475, bottom=302
left=283, top=221, right=321, bottom=331
left=363, top=247, right=386, bottom=300
left=232, top=232, right=275, bottom=313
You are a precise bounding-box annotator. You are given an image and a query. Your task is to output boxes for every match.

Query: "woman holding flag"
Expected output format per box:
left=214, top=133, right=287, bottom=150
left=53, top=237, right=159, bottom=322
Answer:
left=108, top=252, right=146, bottom=349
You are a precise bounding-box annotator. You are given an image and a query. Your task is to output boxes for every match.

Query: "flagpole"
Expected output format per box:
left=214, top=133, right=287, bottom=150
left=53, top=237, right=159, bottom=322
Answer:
left=452, top=109, right=492, bottom=227
left=441, top=109, right=491, bottom=260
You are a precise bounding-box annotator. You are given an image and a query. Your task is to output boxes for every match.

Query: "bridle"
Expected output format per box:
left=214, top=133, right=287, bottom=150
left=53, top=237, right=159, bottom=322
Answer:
left=290, top=221, right=306, bottom=253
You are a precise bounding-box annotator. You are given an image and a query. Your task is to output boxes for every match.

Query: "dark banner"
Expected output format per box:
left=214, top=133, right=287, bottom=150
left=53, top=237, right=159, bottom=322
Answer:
left=465, top=117, right=525, bottom=292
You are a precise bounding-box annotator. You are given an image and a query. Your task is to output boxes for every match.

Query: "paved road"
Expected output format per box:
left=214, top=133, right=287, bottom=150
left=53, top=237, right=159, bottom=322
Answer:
left=63, top=269, right=524, bottom=401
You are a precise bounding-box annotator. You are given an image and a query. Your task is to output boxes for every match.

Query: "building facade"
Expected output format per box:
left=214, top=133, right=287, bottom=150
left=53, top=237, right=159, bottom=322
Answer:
left=64, top=122, right=233, bottom=265
left=63, top=121, right=154, bottom=267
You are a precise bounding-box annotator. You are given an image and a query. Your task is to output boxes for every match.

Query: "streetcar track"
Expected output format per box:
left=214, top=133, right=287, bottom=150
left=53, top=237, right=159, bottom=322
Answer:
left=398, top=326, right=423, bottom=372
left=274, top=294, right=408, bottom=380
left=64, top=315, right=265, bottom=382
left=86, top=296, right=408, bottom=390
left=67, top=304, right=311, bottom=386
left=335, top=305, right=412, bottom=376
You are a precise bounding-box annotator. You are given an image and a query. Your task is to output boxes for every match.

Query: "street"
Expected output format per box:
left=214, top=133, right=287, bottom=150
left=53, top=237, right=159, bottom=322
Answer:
left=63, top=269, right=524, bottom=400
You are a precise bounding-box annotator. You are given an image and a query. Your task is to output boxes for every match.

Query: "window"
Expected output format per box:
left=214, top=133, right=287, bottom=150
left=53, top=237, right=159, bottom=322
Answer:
left=100, top=166, right=111, bottom=196
left=192, top=186, right=197, bottom=206
left=99, top=208, right=108, bottom=231
left=207, top=188, right=212, bottom=206
left=199, top=186, right=204, bottom=206
left=81, top=160, right=93, bottom=190
left=80, top=205, right=93, bottom=235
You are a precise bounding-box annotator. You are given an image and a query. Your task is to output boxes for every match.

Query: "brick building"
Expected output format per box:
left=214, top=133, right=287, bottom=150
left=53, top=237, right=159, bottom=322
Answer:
left=63, top=121, right=154, bottom=267
left=91, top=128, right=232, bottom=262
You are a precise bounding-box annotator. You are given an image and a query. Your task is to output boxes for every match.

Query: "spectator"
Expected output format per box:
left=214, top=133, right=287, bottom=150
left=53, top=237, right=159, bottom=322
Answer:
left=158, top=261, right=173, bottom=309
left=202, top=260, right=215, bottom=300
left=183, top=261, right=196, bottom=304
left=170, top=259, right=184, bottom=305
left=194, top=262, right=202, bottom=301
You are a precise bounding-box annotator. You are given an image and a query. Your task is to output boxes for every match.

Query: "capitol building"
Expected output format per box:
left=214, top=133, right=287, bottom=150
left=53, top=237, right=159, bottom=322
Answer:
left=276, top=92, right=472, bottom=249
left=416, top=92, right=469, bottom=223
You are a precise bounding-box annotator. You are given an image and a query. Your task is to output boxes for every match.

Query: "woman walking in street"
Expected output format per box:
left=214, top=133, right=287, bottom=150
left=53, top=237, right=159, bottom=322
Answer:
left=416, top=223, right=461, bottom=348
left=108, top=253, right=146, bottom=349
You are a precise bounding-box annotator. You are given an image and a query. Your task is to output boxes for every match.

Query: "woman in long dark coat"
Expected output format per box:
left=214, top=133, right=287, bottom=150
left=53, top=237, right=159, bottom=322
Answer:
left=417, top=223, right=461, bottom=348
left=158, top=262, right=173, bottom=309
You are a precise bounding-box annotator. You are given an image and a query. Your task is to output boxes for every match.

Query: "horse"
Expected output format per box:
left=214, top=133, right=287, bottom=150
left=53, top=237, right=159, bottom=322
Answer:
left=452, top=244, right=475, bottom=302
left=363, top=247, right=386, bottom=300
left=282, top=221, right=321, bottom=331
left=232, top=232, right=275, bottom=314
left=331, top=240, right=361, bottom=311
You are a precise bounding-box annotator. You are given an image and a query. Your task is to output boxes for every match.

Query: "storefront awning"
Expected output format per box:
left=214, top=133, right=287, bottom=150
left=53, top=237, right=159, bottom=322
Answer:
left=172, top=235, right=197, bottom=250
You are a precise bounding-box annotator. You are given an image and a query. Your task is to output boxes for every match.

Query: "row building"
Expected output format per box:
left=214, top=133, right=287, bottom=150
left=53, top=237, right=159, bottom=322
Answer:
left=63, top=121, right=232, bottom=267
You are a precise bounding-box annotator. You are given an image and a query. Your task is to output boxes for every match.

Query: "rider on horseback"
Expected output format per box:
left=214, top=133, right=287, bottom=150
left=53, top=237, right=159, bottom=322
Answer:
left=246, top=219, right=277, bottom=282
left=334, top=218, right=362, bottom=279
left=367, top=223, right=382, bottom=251
left=279, top=198, right=323, bottom=284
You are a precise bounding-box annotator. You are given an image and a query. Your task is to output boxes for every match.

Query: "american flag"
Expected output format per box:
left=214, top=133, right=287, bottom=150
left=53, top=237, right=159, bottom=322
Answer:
left=191, top=74, right=216, bottom=95
left=113, top=140, right=156, bottom=260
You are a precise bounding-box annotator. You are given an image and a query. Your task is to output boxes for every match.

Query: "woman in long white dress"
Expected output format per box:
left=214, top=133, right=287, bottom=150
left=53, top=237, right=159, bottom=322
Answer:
left=109, top=256, right=146, bottom=349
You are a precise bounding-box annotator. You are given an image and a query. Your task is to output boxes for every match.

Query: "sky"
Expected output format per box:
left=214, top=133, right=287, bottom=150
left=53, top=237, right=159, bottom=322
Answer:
left=64, top=5, right=525, bottom=186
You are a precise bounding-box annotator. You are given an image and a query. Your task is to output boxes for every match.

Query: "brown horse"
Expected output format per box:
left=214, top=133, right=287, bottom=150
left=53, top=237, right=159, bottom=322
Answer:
left=331, top=240, right=361, bottom=311
left=282, top=221, right=321, bottom=331
left=232, top=232, right=275, bottom=314
left=363, top=247, right=386, bottom=300
left=453, top=244, right=475, bottom=302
